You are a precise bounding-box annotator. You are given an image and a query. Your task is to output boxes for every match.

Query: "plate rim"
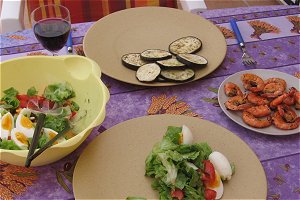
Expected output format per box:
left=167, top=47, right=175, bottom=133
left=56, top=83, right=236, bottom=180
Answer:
left=73, top=114, right=267, bottom=199
left=83, top=7, right=227, bottom=87
left=218, top=69, right=300, bottom=136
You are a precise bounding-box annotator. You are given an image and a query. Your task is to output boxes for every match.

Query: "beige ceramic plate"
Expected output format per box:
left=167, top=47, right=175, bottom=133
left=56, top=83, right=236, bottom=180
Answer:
left=218, top=69, right=300, bottom=136
left=83, top=7, right=227, bottom=86
left=73, top=115, right=267, bottom=199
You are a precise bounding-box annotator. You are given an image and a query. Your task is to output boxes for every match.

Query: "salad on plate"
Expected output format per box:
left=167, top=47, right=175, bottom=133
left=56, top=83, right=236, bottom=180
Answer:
left=145, top=125, right=235, bottom=200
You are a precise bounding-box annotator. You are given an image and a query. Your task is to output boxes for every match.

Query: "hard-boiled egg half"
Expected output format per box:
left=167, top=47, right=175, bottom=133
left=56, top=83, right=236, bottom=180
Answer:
left=185, top=161, right=224, bottom=199
left=209, top=151, right=233, bottom=181
left=206, top=170, right=224, bottom=199
left=179, top=125, right=194, bottom=145
left=43, top=128, right=66, bottom=145
left=11, top=128, right=30, bottom=149
left=0, top=112, right=14, bottom=140
left=16, top=108, right=35, bottom=138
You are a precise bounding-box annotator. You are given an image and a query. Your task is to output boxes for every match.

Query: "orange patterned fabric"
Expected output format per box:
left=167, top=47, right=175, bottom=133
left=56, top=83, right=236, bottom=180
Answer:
left=27, top=0, right=177, bottom=24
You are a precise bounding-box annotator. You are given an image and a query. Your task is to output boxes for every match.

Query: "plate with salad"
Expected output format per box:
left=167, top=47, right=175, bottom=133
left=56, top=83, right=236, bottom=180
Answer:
left=73, top=115, right=267, bottom=199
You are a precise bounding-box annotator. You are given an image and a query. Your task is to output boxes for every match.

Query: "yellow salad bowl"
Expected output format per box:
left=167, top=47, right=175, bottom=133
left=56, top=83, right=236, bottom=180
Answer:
left=0, top=55, right=110, bottom=166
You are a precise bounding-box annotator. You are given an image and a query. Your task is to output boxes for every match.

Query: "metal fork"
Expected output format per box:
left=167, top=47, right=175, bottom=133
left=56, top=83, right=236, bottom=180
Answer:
left=230, top=19, right=257, bottom=67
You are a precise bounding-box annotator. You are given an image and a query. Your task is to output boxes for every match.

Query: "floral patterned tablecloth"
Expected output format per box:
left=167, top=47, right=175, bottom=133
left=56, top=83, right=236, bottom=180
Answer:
left=0, top=5, right=299, bottom=200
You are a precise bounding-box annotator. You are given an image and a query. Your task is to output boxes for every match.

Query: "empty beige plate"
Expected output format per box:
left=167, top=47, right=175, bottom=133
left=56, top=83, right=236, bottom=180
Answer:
left=83, top=7, right=227, bottom=86
left=73, top=115, right=267, bottom=199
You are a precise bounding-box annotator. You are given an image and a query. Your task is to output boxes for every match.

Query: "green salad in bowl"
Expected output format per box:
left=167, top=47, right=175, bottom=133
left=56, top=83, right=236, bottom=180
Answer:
left=0, top=82, right=80, bottom=150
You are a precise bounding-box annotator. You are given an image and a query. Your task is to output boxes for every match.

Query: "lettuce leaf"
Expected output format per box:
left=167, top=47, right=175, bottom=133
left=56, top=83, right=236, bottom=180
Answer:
left=27, top=86, right=38, bottom=96
left=3, top=87, right=18, bottom=96
left=163, top=126, right=182, bottom=144
left=0, top=139, right=21, bottom=150
left=184, top=185, right=204, bottom=200
left=43, top=82, right=75, bottom=103
left=158, top=153, right=177, bottom=185
left=1, top=87, right=20, bottom=109
left=145, top=126, right=213, bottom=199
left=38, top=134, right=48, bottom=148
left=151, top=179, right=172, bottom=200
left=175, top=172, right=188, bottom=190
left=43, top=115, right=70, bottom=133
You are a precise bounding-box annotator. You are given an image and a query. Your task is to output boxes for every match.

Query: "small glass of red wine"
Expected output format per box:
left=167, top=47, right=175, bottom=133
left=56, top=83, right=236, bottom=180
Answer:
left=31, top=4, right=71, bottom=56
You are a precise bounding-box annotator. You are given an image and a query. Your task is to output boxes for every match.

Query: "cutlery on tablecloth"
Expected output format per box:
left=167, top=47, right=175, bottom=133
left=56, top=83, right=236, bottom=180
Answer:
left=67, top=30, right=73, bottom=54
left=230, top=19, right=257, bottom=67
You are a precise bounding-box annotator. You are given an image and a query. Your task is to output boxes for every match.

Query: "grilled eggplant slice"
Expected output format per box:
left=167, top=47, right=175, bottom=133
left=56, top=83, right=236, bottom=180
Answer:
left=122, top=53, right=148, bottom=70
left=156, top=58, right=186, bottom=69
left=160, top=68, right=195, bottom=82
left=176, top=53, right=208, bottom=67
left=136, top=63, right=161, bottom=82
left=140, top=49, right=172, bottom=61
left=169, top=36, right=202, bottom=55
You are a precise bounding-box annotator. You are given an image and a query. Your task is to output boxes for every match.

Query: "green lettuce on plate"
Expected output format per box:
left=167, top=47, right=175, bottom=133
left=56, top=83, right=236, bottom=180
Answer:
left=145, top=126, right=212, bottom=200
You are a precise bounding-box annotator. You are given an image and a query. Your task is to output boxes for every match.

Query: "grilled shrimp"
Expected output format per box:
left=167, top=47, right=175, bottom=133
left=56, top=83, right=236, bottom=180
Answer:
left=294, top=90, right=300, bottom=110
left=241, top=74, right=265, bottom=92
left=283, top=96, right=295, bottom=106
left=278, top=104, right=298, bottom=123
left=225, top=96, right=252, bottom=111
left=272, top=111, right=300, bottom=130
left=246, top=105, right=271, bottom=118
left=224, top=82, right=243, bottom=97
left=247, top=93, right=269, bottom=105
left=262, top=82, right=285, bottom=98
left=242, top=111, right=272, bottom=128
left=264, top=78, right=287, bottom=91
left=270, top=88, right=296, bottom=109
left=283, top=87, right=297, bottom=106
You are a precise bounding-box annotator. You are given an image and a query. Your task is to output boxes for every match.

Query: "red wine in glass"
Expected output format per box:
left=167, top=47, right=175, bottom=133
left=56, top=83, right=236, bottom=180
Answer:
left=34, top=18, right=71, bottom=53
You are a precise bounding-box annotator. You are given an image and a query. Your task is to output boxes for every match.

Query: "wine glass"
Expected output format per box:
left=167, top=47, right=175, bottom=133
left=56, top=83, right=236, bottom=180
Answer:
left=31, top=4, right=71, bottom=56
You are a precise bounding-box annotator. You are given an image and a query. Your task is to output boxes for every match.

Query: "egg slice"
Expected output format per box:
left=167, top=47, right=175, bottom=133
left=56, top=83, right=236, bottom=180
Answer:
left=11, top=128, right=29, bottom=150
left=179, top=125, right=194, bottom=145
left=209, top=151, right=232, bottom=181
left=0, top=112, right=14, bottom=140
left=206, top=170, right=224, bottom=200
left=43, top=128, right=66, bottom=145
left=16, top=111, right=34, bottom=138
left=20, top=108, right=32, bottom=117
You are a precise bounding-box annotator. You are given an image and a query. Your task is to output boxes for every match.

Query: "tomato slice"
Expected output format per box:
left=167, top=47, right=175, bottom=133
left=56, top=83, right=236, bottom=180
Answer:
left=70, top=111, right=77, bottom=119
left=171, top=189, right=184, bottom=200
left=16, top=95, right=54, bottom=109
left=204, top=188, right=217, bottom=200
left=17, top=95, right=30, bottom=108
left=200, top=160, right=216, bottom=186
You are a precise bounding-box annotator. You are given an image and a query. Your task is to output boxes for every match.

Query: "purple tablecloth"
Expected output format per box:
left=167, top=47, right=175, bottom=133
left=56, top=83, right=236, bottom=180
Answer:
left=1, top=5, right=299, bottom=200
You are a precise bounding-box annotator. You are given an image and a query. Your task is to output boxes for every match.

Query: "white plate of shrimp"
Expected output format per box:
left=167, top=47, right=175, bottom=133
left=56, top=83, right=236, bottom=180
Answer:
left=218, top=69, right=300, bottom=136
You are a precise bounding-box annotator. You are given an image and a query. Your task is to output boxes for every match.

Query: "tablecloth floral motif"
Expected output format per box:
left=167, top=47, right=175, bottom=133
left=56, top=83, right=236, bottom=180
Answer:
left=216, top=25, right=235, bottom=39
left=286, top=15, right=300, bottom=34
left=0, top=161, right=38, bottom=200
left=248, top=20, right=280, bottom=39
left=5, top=35, right=27, bottom=41
left=147, top=94, right=200, bottom=117
left=26, top=52, right=49, bottom=56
